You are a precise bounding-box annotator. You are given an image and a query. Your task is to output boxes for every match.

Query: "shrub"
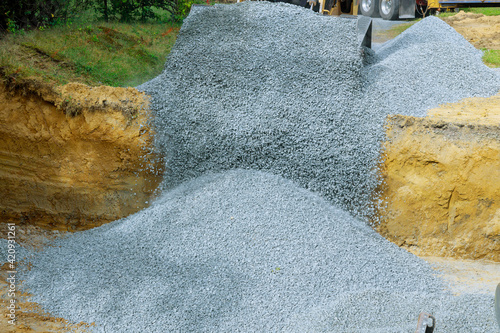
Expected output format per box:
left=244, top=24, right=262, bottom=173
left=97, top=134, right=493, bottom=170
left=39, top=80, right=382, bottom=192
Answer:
left=96, top=0, right=192, bottom=22
left=0, top=0, right=93, bottom=32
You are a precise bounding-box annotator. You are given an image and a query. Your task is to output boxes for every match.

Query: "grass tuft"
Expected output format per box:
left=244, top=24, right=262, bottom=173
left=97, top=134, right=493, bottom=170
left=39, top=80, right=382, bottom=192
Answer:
left=389, top=21, right=418, bottom=37
left=482, top=49, right=500, bottom=68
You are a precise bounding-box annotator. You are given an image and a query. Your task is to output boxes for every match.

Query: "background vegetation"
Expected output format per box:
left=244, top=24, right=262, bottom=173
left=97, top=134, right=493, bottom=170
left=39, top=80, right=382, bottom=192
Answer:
left=0, top=21, right=180, bottom=87
left=0, top=2, right=498, bottom=88
left=0, top=0, right=195, bottom=32
left=0, top=0, right=212, bottom=87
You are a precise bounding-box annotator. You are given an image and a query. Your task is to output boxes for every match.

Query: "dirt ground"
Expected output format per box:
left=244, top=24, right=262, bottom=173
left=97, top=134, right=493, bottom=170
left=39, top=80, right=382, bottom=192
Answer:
left=442, top=11, right=500, bottom=50
left=0, top=82, right=163, bottom=232
left=424, top=256, right=500, bottom=296
left=428, top=92, right=500, bottom=124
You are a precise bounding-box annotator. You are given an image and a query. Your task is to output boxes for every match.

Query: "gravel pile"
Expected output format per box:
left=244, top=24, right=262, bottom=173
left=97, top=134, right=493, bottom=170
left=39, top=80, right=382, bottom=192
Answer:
left=19, top=3, right=500, bottom=332
left=140, top=2, right=369, bottom=215
left=20, top=170, right=498, bottom=332
left=138, top=4, right=499, bottom=218
left=361, top=16, right=500, bottom=118
left=0, top=238, right=29, bottom=263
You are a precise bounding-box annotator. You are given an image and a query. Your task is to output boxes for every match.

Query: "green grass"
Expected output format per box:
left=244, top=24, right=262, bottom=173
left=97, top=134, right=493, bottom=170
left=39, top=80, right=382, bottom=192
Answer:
left=0, top=17, right=180, bottom=87
left=437, top=7, right=500, bottom=17
left=409, top=6, right=500, bottom=18
left=373, top=20, right=418, bottom=42
left=463, top=7, right=500, bottom=16
left=482, top=49, right=500, bottom=67
left=376, top=20, right=418, bottom=42
left=389, top=21, right=418, bottom=37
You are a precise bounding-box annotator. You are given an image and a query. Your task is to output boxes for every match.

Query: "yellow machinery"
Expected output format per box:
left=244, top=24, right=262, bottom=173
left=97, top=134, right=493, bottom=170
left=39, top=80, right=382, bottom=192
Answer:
left=306, top=0, right=360, bottom=15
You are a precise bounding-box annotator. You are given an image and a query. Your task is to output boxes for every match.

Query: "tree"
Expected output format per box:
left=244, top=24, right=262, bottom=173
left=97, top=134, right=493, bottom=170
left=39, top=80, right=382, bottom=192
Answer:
left=1, top=0, right=92, bottom=32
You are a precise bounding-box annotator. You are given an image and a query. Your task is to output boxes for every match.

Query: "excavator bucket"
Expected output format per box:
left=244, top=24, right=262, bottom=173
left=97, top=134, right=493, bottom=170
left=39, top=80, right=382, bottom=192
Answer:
left=339, top=15, right=372, bottom=49
left=357, top=15, right=372, bottom=49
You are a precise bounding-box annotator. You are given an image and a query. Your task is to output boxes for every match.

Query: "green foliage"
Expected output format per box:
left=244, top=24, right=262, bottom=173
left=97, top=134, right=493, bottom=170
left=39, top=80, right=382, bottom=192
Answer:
left=5, top=14, right=24, bottom=34
left=95, top=0, right=190, bottom=22
left=173, top=0, right=195, bottom=22
left=0, top=0, right=194, bottom=33
left=0, top=0, right=93, bottom=32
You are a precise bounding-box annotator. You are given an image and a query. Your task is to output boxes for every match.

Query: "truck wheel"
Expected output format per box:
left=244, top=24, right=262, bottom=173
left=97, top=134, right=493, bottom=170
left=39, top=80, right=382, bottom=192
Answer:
left=379, top=0, right=399, bottom=20
left=360, top=0, right=379, bottom=17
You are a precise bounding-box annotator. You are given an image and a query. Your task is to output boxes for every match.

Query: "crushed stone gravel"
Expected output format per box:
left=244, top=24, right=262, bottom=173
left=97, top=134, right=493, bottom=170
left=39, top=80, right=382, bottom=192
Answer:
left=19, top=2, right=500, bottom=332
left=0, top=238, right=30, bottom=263
left=19, top=170, right=498, bottom=332
left=138, top=4, right=499, bottom=219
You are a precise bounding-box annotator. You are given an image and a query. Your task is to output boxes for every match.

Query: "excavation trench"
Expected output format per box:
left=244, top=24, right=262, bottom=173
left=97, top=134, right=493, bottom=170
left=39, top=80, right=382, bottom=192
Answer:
left=0, top=81, right=164, bottom=231
left=1, top=82, right=498, bottom=261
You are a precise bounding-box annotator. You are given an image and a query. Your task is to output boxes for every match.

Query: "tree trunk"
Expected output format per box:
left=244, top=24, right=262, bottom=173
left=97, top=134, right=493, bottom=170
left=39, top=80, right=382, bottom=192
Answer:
left=104, top=0, right=109, bottom=21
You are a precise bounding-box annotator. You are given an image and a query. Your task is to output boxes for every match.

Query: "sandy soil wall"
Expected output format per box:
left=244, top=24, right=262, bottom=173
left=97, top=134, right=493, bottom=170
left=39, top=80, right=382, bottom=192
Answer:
left=377, top=95, right=500, bottom=261
left=0, top=82, right=164, bottom=230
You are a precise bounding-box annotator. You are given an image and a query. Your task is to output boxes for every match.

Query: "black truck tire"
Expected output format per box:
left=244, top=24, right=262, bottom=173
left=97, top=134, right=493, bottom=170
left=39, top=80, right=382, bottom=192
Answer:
left=360, top=0, right=379, bottom=17
left=379, top=0, right=400, bottom=20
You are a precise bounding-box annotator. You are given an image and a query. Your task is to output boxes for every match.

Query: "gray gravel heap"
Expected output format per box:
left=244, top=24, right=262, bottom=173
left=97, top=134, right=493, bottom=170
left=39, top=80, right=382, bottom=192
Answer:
left=20, top=170, right=498, bottom=332
left=141, top=2, right=370, bottom=215
left=139, top=4, right=499, bottom=219
left=20, top=3, right=500, bottom=332
left=360, top=16, right=500, bottom=119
